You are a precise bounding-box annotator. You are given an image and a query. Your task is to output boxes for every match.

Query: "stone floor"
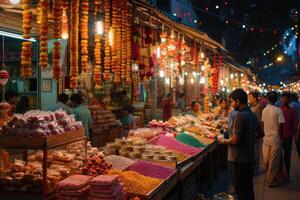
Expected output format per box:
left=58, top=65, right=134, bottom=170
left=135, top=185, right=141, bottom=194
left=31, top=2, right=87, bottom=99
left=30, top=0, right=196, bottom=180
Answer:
left=205, top=145, right=300, bottom=200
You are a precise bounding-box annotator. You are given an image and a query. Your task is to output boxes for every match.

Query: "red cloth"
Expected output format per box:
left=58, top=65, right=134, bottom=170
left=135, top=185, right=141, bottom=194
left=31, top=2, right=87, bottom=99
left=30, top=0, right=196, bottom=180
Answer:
left=162, top=99, right=172, bottom=121
left=281, top=105, right=297, bottom=139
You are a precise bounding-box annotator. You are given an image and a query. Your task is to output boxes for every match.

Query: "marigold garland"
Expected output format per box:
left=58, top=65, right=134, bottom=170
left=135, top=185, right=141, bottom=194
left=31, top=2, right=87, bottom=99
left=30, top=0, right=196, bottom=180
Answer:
left=111, top=0, right=118, bottom=82
left=103, top=0, right=111, bottom=81
left=121, top=0, right=127, bottom=80
left=52, top=0, right=62, bottom=80
left=70, top=0, right=79, bottom=88
left=80, top=0, right=89, bottom=73
left=114, top=0, right=122, bottom=84
left=39, top=0, right=49, bottom=70
left=126, top=3, right=132, bottom=84
left=61, top=1, right=68, bottom=39
left=21, top=0, right=32, bottom=77
left=93, top=0, right=102, bottom=89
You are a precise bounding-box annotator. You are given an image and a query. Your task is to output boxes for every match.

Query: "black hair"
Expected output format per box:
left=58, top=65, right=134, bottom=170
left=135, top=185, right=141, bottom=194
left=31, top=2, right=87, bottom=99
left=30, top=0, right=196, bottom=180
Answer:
left=123, top=105, right=134, bottom=114
left=229, top=89, right=248, bottom=104
left=267, top=91, right=278, bottom=104
left=4, top=91, right=18, bottom=102
left=249, top=91, right=260, bottom=100
left=179, top=93, right=185, bottom=98
left=15, top=96, right=29, bottom=114
left=121, top=90, right=127, bottom=96
left=281, top=92, right=290, bottom=100
left=70, top=93, right=83, bottom=105
left=292, top=93, right=299, bottom=101
left=167, top=93, right=172, bottom=98
left=219, top=98, right=228, bottom=104
left=58, top=93, right=69, bottom=104
left=191, top=101, right=199, bottom=107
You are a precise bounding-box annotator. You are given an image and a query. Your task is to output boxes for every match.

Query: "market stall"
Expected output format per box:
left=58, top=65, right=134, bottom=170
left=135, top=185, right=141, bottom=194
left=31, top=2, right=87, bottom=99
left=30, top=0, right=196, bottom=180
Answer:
left=0, top=0, right=244, bottom=199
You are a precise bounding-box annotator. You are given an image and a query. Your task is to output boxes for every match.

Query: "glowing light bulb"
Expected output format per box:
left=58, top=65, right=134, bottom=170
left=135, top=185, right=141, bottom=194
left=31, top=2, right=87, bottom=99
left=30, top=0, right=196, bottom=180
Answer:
left=156, top=46, right=161, bottom=58
left=95, top=21, right=104, bottom=35
left=159, top=70, right=165, bottom=78
left=9, top=0, right=20, bottom=4
left=61, top=32, right=69, bottom=39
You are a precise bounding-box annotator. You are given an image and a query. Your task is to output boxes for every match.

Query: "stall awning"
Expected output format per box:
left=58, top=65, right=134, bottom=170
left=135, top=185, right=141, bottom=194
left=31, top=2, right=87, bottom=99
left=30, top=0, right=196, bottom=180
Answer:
left=132, top=0, right=227, bottom=51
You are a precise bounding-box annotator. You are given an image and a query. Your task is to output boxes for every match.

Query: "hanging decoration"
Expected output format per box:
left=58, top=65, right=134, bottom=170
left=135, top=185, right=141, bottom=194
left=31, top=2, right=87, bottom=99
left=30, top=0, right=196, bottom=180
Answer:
left=121, top=0, right=128, bottom=80
left=70, top=0, right=79, bottom=88
left=39, top=0, right=49, bottom=70
left=125, top=3, right=132, bottom=84
left=93, top=0, right=102, bottom=89
left=61, top=1, right=69, bottom=39
left=104, top=0, right=111, bottom=81
left=21, top=0, right=32, bottom=77
left=80, top=0, right=89, bottom=73
left=111, top=0, right=121, bottom=83
left=52, top=0, right=62, bottom=80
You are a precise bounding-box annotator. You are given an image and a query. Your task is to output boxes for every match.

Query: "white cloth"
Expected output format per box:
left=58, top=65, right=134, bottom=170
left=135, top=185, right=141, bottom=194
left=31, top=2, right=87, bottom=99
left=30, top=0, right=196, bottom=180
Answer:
left=262, top=104, right=285, bottom=145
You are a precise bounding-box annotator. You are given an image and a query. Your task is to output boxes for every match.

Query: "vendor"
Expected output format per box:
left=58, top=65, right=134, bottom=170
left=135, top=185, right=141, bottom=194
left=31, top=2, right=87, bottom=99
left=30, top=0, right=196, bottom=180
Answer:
left=214, top=98, right=230, bottom=118
left=163, top=93, right=174, bottom=121
left=121, top=105, right=136, bottom=137
left=4, top=91, right=18, bottom=116
left=15, top=96, right=30, bottom=114
left=185, top=101, right=201, bottom=117
left=70, top=93, right=92, bottom=139
left=47, top=93, right=73, bottom=114
left=120, top=90, right=132, bottom=107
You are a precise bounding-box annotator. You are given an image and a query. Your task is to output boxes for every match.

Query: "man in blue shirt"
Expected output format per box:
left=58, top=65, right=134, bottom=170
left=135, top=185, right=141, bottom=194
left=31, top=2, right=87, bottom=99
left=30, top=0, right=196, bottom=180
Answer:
left=70, top=93, right=92, bottom=139
left=47, top=93, right=73, bottom=114
left=291, top=93, right=300, bottom=157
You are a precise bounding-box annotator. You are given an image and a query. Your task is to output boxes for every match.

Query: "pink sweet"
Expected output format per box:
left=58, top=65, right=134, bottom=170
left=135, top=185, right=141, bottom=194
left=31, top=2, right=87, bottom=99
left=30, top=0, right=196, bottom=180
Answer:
left=153, top=135, right=201, bottom=156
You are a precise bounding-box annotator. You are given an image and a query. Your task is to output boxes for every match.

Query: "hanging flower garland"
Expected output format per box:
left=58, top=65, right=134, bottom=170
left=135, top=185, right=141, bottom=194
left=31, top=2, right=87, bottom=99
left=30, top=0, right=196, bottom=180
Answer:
left=93, top=0, right=102, bottom=89
left=61, top=1, right=69, bottom=39
left=125, top=4, right=132, bottom=84
left=39, top=0, right=49, bottom=70
left=80, top=0, right=89, bottom=73
left=111, top=0, right=118, bottom=83
left=104, top=0, right=111, bottom=81
left=52, top=0, right=62, bottom=80
left=21, top=0, right=32, bottom=77
left=121, top=0, right=128, bottom=81
left=70, top=0, right=79, bottom=88
left=115, top=2, right=122, bottom=84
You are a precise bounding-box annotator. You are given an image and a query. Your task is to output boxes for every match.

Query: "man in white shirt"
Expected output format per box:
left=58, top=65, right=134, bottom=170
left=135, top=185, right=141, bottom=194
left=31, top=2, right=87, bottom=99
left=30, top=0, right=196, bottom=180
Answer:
left=262, top=91, right=285, bottom=187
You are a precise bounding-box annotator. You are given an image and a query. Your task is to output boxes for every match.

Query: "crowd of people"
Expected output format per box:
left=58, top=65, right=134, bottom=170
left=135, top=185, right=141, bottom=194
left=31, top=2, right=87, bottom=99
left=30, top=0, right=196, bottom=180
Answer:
left=162, top=89, right=300, bottom=200
left=218, top=89, right=300, bottom=200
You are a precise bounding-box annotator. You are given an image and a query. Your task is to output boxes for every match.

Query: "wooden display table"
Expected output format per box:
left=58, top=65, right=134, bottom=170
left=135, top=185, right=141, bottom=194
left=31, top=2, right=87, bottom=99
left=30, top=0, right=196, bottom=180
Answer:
left=0, top=128, right=87, bottom=200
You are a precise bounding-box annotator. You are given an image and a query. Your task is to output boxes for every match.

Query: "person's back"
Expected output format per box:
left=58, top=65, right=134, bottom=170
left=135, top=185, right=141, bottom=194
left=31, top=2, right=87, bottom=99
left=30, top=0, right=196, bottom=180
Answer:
left=262, top=104, right=284, bottom=145
left=47, top=93, right=72, bottom=114
left=228, top=108, right=256, bottom=163
left=73, top=105, right=92, bottom=137
left=70, top=94, right=92, bottom=139
left=291, top=100, right=300, bottom=120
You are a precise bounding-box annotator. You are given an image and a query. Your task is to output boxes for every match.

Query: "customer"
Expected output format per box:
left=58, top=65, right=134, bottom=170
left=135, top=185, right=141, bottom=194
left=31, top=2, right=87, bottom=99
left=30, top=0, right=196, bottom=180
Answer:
left=70, top=93, right=92, bottom=139
left=248, top=91, right=265, bottom=174
left=177, top=93, right=186, bottom=112
left=162, top=93, right=173, bottom=121
left=120, top=90, right=132, bottom=107
left=280, top=92, right=298, bottom=178
left=290, top=93, right=300, bottom=157
left=121, top=105, right=137, bottom=137
left=219, top=89, right=259, bottom=200
left=15, top=96, right=30, bottom=114
left=215, top=98, right=230, bottom=118
left=262, top=91, right=286, bottom=187
left=4, top=91, right=18, bottom=115
left=186, top=101, right=201, bottom=117
left=47, top=93, right=72, bottom=114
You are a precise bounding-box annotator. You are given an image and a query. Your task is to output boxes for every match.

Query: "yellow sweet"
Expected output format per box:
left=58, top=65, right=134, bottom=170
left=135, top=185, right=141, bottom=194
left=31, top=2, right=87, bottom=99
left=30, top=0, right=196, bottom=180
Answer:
left=107, top=169, right=162, bottom=195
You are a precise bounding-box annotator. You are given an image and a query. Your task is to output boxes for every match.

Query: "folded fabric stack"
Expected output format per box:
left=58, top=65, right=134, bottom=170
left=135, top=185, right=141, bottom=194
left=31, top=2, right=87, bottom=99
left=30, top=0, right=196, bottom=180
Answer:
left=90, top=175, right=125, bottom=200
left=56, top=175, right=92, bottom=200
